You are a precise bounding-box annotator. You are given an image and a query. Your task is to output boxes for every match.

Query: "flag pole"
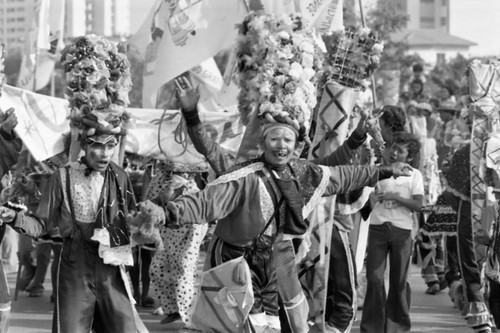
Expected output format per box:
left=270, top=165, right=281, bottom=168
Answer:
left=358, top=0, right=378, bottom=108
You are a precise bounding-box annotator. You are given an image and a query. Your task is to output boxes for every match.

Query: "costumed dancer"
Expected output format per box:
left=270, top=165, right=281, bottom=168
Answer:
left=0, top=35, right=149, bottom=333
left=134, top=12, right=414, bottom=329
left=0, top=41, right=21, bottom=332
left=145, top=161, right=209, bottom=326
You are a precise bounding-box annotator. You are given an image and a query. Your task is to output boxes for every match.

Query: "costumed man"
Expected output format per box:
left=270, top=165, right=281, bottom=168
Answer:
left=0, top=107, right=21, bottom=333
left=0, top=35, right=148, bottom=333
left=444, top=144, right=493, bottom=333
left=146, top=160, right=209, bottom=326
left=139, top=80, right=413, bottom=331
left=175, top=76, right=376, bottom=333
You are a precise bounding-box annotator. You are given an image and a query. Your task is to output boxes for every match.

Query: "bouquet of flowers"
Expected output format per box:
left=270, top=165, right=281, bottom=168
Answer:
left=236, top=12, right=324, bottom=135
left=61, top=34, right=132, bottom=136
left=322, top=26, right=383, bottom=90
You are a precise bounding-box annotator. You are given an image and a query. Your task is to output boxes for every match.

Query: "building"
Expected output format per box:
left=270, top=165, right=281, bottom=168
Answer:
left=0, top=0, right=34, bottom=51
left=387, top=0, right=476, bottom=64
left=66, top=0, right=130, bottom=39
left=0, top=0, right=131, bottom=52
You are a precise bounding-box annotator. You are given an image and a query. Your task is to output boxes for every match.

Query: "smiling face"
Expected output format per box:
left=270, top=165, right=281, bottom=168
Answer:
left=389, top=142, right=411, bottom=164
left=261, top=127, right=297, bottom=167
left=83, top=138, right=118, bottom=173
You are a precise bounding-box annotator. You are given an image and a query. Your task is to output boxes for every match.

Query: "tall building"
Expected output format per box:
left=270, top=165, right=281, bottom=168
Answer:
left=0, top=0, right=35, bottom=51
left=66, top=0, right=130, bottom=39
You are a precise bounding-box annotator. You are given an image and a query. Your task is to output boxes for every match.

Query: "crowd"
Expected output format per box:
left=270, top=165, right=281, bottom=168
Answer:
left=0, top=13, right=497, bottom=333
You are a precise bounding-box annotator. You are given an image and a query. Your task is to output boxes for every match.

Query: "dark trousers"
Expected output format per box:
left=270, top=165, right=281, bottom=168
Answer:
left=444, top=235, right=461, bottom=286
left=130, top=246, right=154, bottom=301
left=53, top=238, right=136, bottom=333
left=456, top=200, right=484, bottom=302
left=488, top=277, right=500, bottom=327
left=361, top=223, right=412, bottom=333
left=325, top=224, right=356, bottom=332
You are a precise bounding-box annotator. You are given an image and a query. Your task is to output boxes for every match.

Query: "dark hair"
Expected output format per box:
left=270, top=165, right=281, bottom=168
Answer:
left=380, top=105, right=406, bottom=133
left=412, top=63, right=423, bottom=73
left=392, top=131, right=421, bottom=168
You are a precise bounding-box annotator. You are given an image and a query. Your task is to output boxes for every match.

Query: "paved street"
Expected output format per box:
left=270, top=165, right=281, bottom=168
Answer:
left=8, top=263, right=475, bottom=333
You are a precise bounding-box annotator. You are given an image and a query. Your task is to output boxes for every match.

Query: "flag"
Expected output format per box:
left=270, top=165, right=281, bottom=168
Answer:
left=0, top=85, right=69, bottom=161
left=189, top=57, right=239, bottom=113
left=17, top=0, right=65, bottom=91
left=260, top=0, right=343, bottom=34
left=0, top=85, right=244, bottom=166
left=128, top=0, right=247, bottom=108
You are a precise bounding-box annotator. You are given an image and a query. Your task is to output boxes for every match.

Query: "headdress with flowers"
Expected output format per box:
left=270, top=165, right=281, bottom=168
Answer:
left=321, top=26, right=383, bottom=90
left=61, top=34, right=132, bottom=139
left=236, top=12, right=323, bottom=142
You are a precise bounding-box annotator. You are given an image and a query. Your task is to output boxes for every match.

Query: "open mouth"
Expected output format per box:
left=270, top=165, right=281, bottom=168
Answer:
left=96, top=161, right=109, bottom=168
left=273, top=150, right=288, bottom=158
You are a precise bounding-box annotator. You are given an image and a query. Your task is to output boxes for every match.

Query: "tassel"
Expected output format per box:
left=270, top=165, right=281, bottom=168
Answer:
left=232, top=260, right=247, bottom=286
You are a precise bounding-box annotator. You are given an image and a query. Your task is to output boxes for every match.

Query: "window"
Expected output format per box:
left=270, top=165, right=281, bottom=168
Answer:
left=440, top=17, right=447, bottom=26
left=442, top=0, right=447, bottom=5
left=17, top=7, right=25, bottom=11
left=16, top=17, right=24, bottom=22
left=421, top=0, right=434, bottom=3
left=7, top=18, right=15, bottom=22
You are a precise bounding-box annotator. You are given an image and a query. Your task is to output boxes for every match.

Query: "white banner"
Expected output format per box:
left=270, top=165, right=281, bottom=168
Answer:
left=129, top=0, right=247, bottom=108
left=0, top=85, right=244, bottom=166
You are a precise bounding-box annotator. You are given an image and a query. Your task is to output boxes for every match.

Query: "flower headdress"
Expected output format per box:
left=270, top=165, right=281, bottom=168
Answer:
left=236, top=12, right=323, bottom=142
left=61, top=34, right=132, bottom=139
left=322, top=26, right=383, bottom=90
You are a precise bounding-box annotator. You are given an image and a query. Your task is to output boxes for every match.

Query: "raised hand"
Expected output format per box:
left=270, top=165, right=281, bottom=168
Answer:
left=0, top=206, right=16, bottom=224
left=174, top=76, right=200, bottom=112
left=0, top=108, right=18, bottom=134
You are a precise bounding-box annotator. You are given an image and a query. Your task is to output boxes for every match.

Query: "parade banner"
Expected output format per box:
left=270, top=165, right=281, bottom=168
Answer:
left=468, top=60, right=500, bottom=268
left=308, top=81, right=359, bottom=159
left=0, top=85, right=244, bottom=166
left=17, top=0, right=65, bottom=91
left=129, top=0, right=247, bottom=108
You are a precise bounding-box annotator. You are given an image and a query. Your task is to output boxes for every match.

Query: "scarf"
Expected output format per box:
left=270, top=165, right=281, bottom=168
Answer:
left=94, top=162, right=133, bottom=247
left=262, top=156, right=307, bottom=236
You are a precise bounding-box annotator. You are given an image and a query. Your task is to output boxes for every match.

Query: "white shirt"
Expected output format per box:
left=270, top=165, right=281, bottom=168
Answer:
left=370, top=169, right=424, bottom=230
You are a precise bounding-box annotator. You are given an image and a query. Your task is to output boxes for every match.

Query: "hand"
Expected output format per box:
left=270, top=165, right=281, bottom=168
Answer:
left=377, top=191, right=398, bottom=202
left=355, top=107, right=369, bottom=135
left=0, top=108, right=17, bottom=134
left=0, top=206, right=16, bottom=224
left=391, top=162, right=413, bottom=177
left=174, top=76, right=200, bottom=113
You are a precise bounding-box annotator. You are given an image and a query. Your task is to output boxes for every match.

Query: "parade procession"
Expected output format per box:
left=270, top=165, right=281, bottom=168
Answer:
left=0, top=0, right=499, bottom=332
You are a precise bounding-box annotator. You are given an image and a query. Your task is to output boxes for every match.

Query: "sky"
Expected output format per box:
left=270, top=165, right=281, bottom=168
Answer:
left=449, top=0, right=500, bottom=56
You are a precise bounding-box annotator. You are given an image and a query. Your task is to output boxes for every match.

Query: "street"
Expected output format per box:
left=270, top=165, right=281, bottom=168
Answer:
left=8, top=263, right=474, bottom=333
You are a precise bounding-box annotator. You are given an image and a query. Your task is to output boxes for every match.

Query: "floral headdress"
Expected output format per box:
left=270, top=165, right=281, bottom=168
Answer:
left=322, top=26, right=383, bottom=90
left=61, top=35, right=132, bottom=139
left=236, top=12, right=323, bottom=142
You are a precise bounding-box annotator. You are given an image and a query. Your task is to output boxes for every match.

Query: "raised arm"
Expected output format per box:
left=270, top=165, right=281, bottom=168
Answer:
left=0, top=108, right=22, bottom=177
left=176, top=76, right=234, bottom=175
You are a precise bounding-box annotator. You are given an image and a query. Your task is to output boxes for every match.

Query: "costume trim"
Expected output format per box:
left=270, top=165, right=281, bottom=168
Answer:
left=302, top=165, right=331, bottom=218
left=337, top=186, right=374, bottom=215
left=209, top=162, right=265, bottom=186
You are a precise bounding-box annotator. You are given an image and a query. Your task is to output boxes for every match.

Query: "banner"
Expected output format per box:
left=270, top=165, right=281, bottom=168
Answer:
left=129, top=0, right=247, bottom=108
left=260, top=0, right=343, bottom=34
left=0, top=85, right=244, bottom=166
left=0, top=85, right=68, bottom=161
left=17, top=0, right=65, bottom=91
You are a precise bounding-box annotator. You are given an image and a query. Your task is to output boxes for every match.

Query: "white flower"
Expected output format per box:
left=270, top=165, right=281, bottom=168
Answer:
left=274, top=75, right=287, bottom=86
left=359, top=27, right=371, bottom=37
left=277, top=31, right=290, bottom=40
left=288, top=62, right=303, bottom=81
left=301, top=67, right=316, bottom=81
left=372, top=42, right=384, bottom=54
left=300, top=41, right=315, bottom=53
left=301, top=53, right=314, bottom=68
